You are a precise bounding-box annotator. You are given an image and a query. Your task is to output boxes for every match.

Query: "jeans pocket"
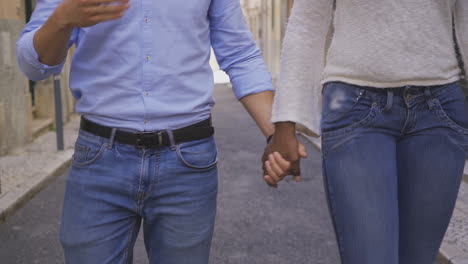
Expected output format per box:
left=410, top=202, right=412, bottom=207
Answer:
left=72, top=134, right=108, bottom=167
left=433, top=85, right=468, bottom=135
left=322, top=82, right=362, bottom=123
left=176, top=137, right=218, bottom=170
left=321, top=83, right=378, bottom=138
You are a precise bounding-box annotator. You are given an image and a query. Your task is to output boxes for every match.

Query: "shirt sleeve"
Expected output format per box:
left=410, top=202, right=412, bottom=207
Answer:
left=16, top=0, right=79, bottom=81
left=455, top=0, right=468, bottom=79
left=208, top=0, right=273, bottom=100
left=271, top=0, right=334, bottom=137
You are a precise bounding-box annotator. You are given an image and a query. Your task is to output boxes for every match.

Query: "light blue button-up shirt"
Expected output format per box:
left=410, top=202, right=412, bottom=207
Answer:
left=17, top=0, right=273, bottom=131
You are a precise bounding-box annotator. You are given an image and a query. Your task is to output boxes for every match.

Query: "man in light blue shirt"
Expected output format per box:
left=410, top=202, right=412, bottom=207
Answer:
left=17, top=0, right=276, bottom=263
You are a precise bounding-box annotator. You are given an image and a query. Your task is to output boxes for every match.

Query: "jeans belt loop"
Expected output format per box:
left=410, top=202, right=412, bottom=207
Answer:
left=108, top=128, right=117, bottom=149
left=383, top=89, right=394, bottom=112
left=424, top=87, right=436, bottom=110
left=165, top=130, right=177, bottom=151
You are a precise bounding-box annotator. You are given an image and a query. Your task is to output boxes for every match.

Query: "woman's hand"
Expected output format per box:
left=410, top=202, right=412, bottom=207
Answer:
left=262, top=122, right=308, bottom=188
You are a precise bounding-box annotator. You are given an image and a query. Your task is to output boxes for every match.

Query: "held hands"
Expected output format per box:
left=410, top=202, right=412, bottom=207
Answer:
left=262, top=122, right=308, bottom=188
left=56, top=0, right=130, bottom=29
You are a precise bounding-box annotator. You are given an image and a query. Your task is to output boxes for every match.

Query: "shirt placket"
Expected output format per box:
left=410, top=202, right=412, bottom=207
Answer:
left=141, top=1, right=153, bottom=130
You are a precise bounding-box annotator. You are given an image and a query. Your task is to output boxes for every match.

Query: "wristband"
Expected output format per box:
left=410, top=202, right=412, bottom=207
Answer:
left=266, top=134, right=273, bottom=144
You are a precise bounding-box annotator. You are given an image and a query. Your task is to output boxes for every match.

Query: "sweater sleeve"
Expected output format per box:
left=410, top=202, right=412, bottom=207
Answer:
left=271, top=0, right=334, bottom=137
left=455, top=0, right=468, bottom=79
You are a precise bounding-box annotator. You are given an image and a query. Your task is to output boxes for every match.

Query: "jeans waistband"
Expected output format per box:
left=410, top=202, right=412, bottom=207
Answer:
left=327, top=81, right=459, bottom=112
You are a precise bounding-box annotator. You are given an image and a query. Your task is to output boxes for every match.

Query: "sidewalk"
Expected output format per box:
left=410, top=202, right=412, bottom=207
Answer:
left=304, top=136, right=468, bottom=264
left=0, top=114, right=467, bottom=263
left=0, top=115, right=79, bottom=222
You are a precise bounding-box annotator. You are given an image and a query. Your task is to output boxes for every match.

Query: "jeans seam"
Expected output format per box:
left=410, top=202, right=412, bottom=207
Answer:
left=136, top=150, right=146, bottom=211
left=123, top=218, right=138, bottom=264
left=322, top=159, right=346, bottom=264
left=146, top=151, right=160, bottom=200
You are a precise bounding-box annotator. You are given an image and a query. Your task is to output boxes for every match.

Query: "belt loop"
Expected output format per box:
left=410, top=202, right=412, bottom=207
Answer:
left=108, top=128, right=117, bottom=149
left=166, top=130, right=177, bottom=151
left=425, top=87, right=436, bottom=109
left=382, top=89, right=394, bottom=112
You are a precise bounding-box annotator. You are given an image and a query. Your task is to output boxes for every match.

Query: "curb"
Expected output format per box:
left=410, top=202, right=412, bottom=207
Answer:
left=0, top=150, right=73, bottom=222
left=0, top=115, right=79, bottom=223
left=299, top=134, right=468, bottom=264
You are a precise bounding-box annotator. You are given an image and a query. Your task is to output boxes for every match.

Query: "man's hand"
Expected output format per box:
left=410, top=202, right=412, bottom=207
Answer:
left=33, top=0, right=130, bottom=66
left=55, top=0, right=130, bottom=29
left=262, top=122, right=308, bottom=188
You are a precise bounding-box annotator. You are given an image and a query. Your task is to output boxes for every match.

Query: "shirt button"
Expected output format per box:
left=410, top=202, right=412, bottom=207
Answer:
left=144, top=18, right=149, bottom=23
left=145, top=92, right=150, bottom=96
left=144, top=120, right=148, bottom=124
left=145, top=56, right=150, bottom=61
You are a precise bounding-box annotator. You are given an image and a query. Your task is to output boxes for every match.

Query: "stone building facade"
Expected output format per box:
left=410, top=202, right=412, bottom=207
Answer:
left=241, top=0, right=294, bottom=82
left=0, top=0, right=75, bottom=156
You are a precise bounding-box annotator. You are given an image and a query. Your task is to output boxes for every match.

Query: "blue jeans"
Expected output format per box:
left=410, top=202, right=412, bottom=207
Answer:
left=321, top=81, right=467, bottom=264
left=59, top=129, right=218, bottom=264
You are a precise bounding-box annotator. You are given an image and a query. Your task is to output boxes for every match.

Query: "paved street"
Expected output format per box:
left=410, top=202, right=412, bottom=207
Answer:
left=0, top=86, right=339, bottom=264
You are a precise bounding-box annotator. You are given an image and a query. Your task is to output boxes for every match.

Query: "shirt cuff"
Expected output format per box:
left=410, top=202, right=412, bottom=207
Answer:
left=231, top=70, right=274, bottom=99
left=22, top=28, right=65, bottom=77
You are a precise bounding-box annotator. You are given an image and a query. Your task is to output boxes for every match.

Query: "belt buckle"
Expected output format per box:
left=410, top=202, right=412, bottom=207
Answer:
left=135, top=131, right=164, bottom=148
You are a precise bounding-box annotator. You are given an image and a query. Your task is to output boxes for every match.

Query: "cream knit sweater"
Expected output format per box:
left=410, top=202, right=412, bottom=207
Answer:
left=271, top=0, right=468, bottom=137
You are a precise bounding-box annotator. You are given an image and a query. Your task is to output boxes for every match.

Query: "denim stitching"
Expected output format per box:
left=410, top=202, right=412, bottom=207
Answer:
left=175, top=145, right=218, bottom=170
left=361, top=83, right=457, bottom=106
left=434, top=99, right=468, bottom=135
left=145, top=150, right=160, bottom=200
left=322, top=159, right=346, bottom=264
left=322, top=104, right=379, bottom=140
left=123, top=218, right=139, bottom=264
left=71, top=143, right=108, bottom=168
left=77, top=129, right=106, bottom=143
left=136, top=149, right=147, bottom=211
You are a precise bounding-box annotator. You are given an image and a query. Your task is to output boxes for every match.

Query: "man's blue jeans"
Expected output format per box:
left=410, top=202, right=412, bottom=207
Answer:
left=59, top=129, right=218, bottom=264
left=321, top=81, right=467, bottom=264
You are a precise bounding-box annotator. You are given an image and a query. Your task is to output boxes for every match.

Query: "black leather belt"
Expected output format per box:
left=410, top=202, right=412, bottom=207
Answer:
left=80, top=117, right=214, bottom=148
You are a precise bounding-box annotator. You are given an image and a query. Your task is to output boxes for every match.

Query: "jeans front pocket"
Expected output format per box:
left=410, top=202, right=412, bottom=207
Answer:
left=433, top=84, right=468, bottom=135
left=176, top=137, right=218, bottom=170
left=321, top=82, right=378, bottom=138
left=72, top=132, right=108, bottom=167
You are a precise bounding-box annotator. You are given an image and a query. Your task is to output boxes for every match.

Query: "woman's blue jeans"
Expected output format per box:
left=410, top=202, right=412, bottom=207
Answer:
left=321, top=81, right=467, bottom=264
left=59, top=129, right=218, bottom=264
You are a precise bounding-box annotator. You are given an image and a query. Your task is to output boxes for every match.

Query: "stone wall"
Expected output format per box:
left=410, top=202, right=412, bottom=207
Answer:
left=0, top=4, right=32, bottom=155
left=0, top=0, right=75, bottom=156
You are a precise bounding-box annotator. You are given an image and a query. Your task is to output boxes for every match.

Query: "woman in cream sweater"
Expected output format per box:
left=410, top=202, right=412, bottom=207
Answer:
left=262, top=0, right=468, bottom=263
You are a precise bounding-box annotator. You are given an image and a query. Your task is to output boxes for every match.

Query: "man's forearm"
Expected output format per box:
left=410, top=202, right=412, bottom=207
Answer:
left=240, top=90, right=275, bottom=138
left=33, top=5, right=74, bottom=66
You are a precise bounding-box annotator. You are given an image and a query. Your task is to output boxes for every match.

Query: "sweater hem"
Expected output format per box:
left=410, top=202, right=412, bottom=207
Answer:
left=320, top=76, right=462, bottom=89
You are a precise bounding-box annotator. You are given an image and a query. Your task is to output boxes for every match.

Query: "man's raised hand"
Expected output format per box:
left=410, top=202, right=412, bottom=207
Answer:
left=56, top=0, right=130, bottom=29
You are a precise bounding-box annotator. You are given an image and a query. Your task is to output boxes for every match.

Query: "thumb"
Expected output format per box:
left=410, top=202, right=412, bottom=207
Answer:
left=298, top=142, right=308, bottom=158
